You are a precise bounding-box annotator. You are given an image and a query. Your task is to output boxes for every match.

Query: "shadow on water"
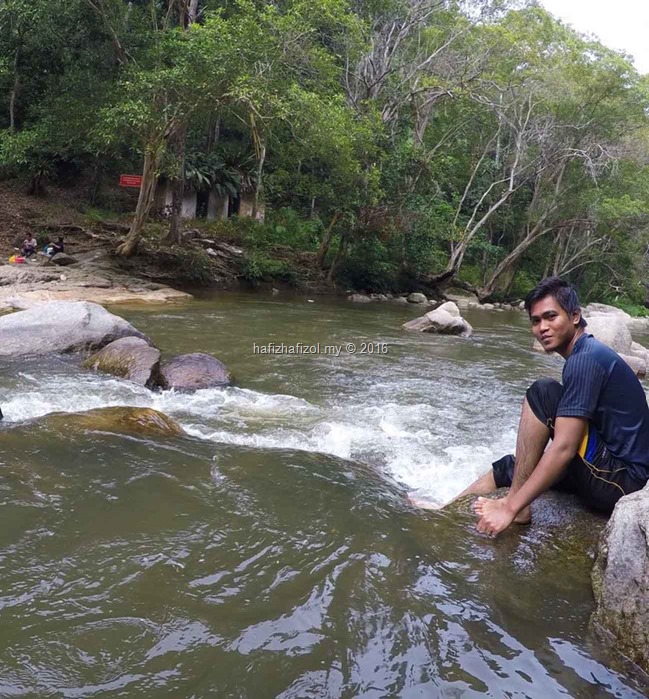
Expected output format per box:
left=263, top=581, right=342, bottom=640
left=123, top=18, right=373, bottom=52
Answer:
left=1, top=418, right=647, bottom=697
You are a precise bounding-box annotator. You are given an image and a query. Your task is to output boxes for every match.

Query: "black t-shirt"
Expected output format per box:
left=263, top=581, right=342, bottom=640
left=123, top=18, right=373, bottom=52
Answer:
left=556, top=333, right=649, bottom=483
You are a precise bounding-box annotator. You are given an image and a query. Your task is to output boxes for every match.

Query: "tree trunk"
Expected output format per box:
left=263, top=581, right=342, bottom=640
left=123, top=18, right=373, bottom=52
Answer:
left=315, top=211, right=340, bottom=268
left=252, top=140, right=266, bottom=220
left=187, top=0, right=199, bottom=23
left=89, top=159, right=103, bottom=204
left=117, top=145, right=160, bottom=257
left=327, top=233, right=348, bottom=283
left=166, top=125, right=187, bottom=245
left=9, top=47, right=20, bottom=132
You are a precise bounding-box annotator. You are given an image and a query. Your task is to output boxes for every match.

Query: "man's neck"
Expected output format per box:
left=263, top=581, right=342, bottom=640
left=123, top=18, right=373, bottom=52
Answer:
left=558, top=328, right=585, bottom=359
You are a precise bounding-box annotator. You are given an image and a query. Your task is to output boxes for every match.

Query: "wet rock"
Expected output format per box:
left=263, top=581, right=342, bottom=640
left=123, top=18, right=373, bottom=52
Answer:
left=161, top=352, right=233, bottom=391
left=390, top=296, right=409, bottom=305
left=84, top=337, right=163, bottom=388
left=45, top=406, right=184, bottom=438
left=0, top=301, right=150, bottom=356
left=482, top=303, right=495, bottom=310
left=348, top=293, right=372, bottom=303
left=403, top=303, right=472, bottom=337
left=50, top=252, right=78, bottom=266
left=407, top=292, right=428, bottom=304
left=591, top=485, right=649, bottom=673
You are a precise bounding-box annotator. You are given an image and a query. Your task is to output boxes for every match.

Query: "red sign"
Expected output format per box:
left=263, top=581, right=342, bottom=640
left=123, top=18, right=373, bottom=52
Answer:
left=119, top=174, right=143, bottom=188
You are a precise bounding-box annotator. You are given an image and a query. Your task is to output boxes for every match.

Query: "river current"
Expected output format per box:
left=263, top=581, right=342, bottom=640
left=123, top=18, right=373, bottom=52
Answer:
left=1, top=293, right=648, bottom=697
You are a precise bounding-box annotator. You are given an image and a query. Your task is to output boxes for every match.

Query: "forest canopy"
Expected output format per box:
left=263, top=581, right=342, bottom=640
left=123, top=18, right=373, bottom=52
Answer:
left=1, top=0, right=648, bottom=304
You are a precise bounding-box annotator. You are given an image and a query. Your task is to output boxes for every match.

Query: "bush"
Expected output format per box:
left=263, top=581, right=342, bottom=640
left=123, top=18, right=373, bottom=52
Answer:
left=336, top=236, right=399, bottom=292
left=241, top=251, right=297, bottom=283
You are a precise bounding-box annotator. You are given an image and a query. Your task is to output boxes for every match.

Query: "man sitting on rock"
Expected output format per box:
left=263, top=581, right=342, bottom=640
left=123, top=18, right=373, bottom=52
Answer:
left=47, top=236, right=65, bottom=256
left=459, top=276, right=649, bottom=536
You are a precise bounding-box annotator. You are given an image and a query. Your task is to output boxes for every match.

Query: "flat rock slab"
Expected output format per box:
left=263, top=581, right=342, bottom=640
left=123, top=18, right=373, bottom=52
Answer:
left=161, top=352, right=233, bottom=391
left=0, top=300, right=150, bottom=356
left=84, top=337, right=163, bottom=388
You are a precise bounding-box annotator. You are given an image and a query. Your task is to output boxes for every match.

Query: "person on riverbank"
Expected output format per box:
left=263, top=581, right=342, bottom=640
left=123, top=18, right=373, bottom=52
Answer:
left=47, top=236, right=65, bottom=256
left=460, top=276, right=649, bottom=536
left=21, top=234, right=37, bottom=257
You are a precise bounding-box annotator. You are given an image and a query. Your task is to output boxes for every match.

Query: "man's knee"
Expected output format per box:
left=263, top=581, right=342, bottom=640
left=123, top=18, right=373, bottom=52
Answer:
left=525, top=378, right=562, bottom=429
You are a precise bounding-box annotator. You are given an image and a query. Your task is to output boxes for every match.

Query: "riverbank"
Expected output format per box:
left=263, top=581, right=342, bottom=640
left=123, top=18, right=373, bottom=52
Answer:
left=1, top=180, right=648, bottom=315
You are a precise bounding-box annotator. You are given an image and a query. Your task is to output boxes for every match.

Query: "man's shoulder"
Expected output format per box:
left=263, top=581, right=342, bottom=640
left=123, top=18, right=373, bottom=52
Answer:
left=564, top=335, right=619, bottom=374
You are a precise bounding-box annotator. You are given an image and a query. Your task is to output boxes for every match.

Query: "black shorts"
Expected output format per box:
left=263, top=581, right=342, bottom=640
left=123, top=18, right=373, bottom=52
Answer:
left=492, top=378, right=646, bottom=512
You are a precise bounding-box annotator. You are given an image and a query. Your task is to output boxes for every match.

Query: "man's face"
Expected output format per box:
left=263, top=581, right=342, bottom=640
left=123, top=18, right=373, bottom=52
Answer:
left=529, top=296, right=580, bottom=353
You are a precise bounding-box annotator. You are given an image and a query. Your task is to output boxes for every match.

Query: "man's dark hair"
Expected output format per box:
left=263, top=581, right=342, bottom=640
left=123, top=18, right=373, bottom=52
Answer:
left=524, top=277, right=587, bottom=328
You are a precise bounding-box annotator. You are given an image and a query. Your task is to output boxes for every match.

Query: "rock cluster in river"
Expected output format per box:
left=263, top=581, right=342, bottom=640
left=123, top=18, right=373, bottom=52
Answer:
left=0, top=300, right=233, bottom=392
left=402, top=301, right=473, bottom=337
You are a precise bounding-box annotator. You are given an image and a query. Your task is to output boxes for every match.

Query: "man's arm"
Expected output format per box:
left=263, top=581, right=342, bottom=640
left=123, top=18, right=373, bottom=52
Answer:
left=474, top=416, right=586, bottom=536
left=505, top=416, right=586, bottom=516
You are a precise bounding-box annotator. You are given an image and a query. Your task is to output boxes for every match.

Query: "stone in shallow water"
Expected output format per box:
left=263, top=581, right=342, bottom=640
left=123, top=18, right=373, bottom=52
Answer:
left=84, top=337, right=163, bottom=388
left=0, top=301, right=150, bottom=356
left=160, top=352, right=233, bottom=391
left=43, top=406, right=185, bottom=438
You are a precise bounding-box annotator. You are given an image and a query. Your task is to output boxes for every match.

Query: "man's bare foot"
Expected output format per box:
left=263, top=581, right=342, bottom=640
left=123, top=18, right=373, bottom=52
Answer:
left=473, top=497, right=530, bottom=524
left=473, top=496, right=521, bottom=536
left=408, top=494, right=443, bottom=510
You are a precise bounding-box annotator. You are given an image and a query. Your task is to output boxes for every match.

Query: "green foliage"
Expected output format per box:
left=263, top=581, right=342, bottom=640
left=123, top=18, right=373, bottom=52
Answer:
left=241, top=251, right=296, bottom=283
left=1, top=0, right=649, bottom=298
left=336, top=236, right=399, bottom=292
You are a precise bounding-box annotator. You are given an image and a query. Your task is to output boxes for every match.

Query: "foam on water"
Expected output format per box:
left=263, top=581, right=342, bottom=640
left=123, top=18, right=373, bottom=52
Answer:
left=1, top=367, right=517, bottom=506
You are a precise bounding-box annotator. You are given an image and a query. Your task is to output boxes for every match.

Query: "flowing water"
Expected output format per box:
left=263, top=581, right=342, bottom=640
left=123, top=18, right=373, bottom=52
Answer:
left=1, top=293, right=648, bottom=697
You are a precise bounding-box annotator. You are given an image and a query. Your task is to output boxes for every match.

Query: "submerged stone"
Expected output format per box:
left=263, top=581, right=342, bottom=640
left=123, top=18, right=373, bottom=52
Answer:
left=44, top=406, right=185, bottom=438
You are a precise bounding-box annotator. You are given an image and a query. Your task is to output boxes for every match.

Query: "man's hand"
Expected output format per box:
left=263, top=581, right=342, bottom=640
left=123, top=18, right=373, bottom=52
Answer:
left=473, top=497, right=516, bottom=536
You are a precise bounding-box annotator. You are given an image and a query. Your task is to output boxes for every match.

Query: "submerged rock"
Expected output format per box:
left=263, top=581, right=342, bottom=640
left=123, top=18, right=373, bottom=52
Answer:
left=591, top=485, right=649, bottom=673
left=84, top=337, right=163, bottom=388
left=44, top=407, right=185, bottom=438
left=0, top=301, right=150, bottom=356
left=160, top=352, right=233, bottom=391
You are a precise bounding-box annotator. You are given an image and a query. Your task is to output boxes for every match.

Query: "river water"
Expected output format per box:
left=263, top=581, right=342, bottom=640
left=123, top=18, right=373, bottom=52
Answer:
left=1, top=293, right=648, bottom=697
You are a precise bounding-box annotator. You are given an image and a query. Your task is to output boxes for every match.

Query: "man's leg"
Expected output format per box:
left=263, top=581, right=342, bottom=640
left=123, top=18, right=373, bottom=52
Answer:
left=474, top=378, right=561, bottom=526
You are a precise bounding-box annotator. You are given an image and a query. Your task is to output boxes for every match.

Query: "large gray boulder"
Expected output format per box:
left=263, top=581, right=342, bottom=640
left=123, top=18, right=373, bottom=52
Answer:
left=403, top=302, right=473, bottom=337
left=591, top=486, right=649, bottom=673
left=160, top=352, right=233, bottom=391
left=0, top=301, right=150, bottom=356
left=583, top=314, right=633, bottom=355
left=84, top=337, right=163, bottom=388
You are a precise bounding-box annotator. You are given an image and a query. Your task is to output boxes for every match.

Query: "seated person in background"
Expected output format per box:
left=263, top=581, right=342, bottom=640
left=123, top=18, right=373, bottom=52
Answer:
left=49, top=236, right=65, bottom=256
left=21, top=234, right=38, bottom=257
left=44, top=236, right=65, bottom=257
